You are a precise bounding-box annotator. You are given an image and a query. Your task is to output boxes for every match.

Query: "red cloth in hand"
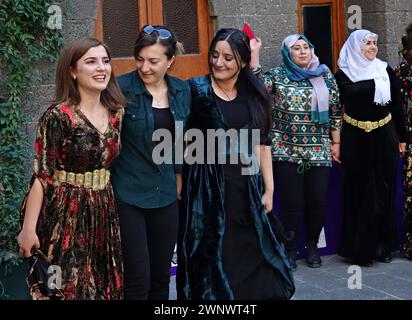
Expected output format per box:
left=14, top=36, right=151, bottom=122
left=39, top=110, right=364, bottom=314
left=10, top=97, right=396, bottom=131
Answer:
left=242, top=23, right=255, bottom=40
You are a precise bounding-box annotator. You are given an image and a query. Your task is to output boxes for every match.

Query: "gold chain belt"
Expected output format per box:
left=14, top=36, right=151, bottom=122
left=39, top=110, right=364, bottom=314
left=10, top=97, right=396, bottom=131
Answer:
left=343, top=113, right=392, bottom=133
left=54, top=169, right=110, bottom=190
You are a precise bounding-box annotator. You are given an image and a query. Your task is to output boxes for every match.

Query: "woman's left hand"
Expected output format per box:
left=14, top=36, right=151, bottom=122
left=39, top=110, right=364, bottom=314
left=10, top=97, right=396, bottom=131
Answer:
left=176, top=173, right=182, bottom=200
left=261, top=191, right=273, bottom=213
left=399, top=142, right=407, bottom=156
left=330, top=143, right=341, bottom=163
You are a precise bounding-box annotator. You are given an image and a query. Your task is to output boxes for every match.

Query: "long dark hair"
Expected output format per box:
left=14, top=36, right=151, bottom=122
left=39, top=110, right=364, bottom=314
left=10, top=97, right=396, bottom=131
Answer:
left=400, top=23, right=412, bottom=64
left=208, top=28, right=272, bottom=137
left=53, top=37, right=127, bottom=111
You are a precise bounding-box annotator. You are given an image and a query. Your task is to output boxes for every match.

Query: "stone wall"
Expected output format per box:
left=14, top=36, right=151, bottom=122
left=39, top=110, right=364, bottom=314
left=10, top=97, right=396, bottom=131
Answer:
left=208, top=0, right=298, bottom=70
left=18, top=0, right=412, bottom=165
left=22, top=0, right=99, bottom=162
left=344, top=0, right=412, bottom=68
left=208, top=0, right=412, bottom=69
left=383, top=0, right=412, bottom=67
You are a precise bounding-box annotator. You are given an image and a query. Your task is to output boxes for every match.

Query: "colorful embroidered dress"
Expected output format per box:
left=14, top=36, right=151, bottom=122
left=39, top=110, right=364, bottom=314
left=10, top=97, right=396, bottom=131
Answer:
left=21, top=103, right=124, bottom=299
left=395, top=61, right=412, bottom=259
left=256, top=66, right=342, bottom=169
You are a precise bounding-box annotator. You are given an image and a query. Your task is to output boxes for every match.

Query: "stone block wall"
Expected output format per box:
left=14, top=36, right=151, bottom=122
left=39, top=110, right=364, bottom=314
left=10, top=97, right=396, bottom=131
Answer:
left=208, top=0, right=298, bottom=70
left=344, top=0, right=412, bottom=68
left=16, top=0, right=412, bottom=167
left=22, top=0, right=99, bottom=163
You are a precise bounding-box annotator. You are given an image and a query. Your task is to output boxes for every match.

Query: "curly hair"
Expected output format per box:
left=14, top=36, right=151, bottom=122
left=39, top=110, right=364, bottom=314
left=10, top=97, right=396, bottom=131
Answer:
left=400, top=23, right=412, bottom=63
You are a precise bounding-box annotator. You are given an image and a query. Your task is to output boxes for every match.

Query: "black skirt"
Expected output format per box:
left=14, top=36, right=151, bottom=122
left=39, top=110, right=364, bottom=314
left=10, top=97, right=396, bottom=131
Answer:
left=222, top=164, right=288, bottom=299
left=338, top=121, right=400, bottom=261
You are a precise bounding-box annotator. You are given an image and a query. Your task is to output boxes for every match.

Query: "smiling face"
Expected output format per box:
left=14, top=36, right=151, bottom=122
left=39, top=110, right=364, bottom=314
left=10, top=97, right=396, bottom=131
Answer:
left=135, top=43, right=174, bottom=86
left=361, top=36, right=378, bottom=61
left=210, top=40, right=245, bottom=82
left=290, top=39, right=312, bottom=69
left=70, top=45, right=111, bottom=93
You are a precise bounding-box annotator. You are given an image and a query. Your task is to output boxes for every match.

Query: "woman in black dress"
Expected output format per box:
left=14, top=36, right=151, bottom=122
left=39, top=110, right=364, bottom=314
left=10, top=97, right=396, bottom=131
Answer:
left=395, top=22, right=412, bottom=261
left=177, top=28, right=295, bottom=300
left=335, top=29, right=407, bottom=265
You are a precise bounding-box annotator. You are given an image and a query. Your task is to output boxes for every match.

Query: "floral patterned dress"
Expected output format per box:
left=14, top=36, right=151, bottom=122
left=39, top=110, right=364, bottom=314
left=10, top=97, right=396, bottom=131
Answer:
left=395, top=62, right=412, bottom=260
left=21, top=103, right=124, bottom=299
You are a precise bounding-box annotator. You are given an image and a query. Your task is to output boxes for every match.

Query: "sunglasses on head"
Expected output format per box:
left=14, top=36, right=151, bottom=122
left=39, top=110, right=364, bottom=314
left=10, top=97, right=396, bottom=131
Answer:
left=143, top=25, right=172, bottom=40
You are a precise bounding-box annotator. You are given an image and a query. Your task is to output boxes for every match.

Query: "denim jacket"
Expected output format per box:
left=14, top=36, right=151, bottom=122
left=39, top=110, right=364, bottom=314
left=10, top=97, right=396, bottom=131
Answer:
left=111, top=71, right=191, bottom=209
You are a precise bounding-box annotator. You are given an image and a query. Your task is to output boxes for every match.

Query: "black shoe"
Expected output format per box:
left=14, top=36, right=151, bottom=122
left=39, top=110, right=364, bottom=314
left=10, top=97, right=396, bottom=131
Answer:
left=375, top=252, right=392, bottom=263
left=401, top=243, right=412, bottom=261
left=286, top=251, right=297, bottom=272
left=375, top=244, right=392, bottom=263
left=352, top=259, right=374, bottom=267
left=404, top=251, right=412, bottom=261
left=306, top=245, right=322, bottom=268
left=288, top=256, right=297, bottom=272
left=404, top=252, right=412, bottom=261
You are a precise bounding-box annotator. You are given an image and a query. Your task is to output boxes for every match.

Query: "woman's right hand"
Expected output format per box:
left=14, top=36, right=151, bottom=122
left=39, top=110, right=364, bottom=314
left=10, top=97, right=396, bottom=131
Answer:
left=250, top=37, right=262, bottom=52
left=17, top=228, right=40, bottom=257
left=250, top=37, right=262, bottom=68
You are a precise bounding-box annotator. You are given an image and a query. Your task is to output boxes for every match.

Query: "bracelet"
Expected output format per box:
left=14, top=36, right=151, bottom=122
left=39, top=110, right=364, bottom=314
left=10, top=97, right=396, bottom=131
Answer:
left=250, top=65, right=262, bottom=74
left=332, top=141, right=340, bottom=145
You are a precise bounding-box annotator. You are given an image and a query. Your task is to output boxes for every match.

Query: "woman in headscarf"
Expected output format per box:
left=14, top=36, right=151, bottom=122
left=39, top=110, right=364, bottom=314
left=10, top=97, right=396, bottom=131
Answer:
left=250, top=34, right=342, bottom=271
left=334, top=29, right=407, bottom=265
left=395, top=23, right=412, bottom=261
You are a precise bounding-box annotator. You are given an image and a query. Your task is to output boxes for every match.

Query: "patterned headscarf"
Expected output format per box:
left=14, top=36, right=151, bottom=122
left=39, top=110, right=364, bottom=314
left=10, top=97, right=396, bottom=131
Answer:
left=281, top=34, right=330, bottom=124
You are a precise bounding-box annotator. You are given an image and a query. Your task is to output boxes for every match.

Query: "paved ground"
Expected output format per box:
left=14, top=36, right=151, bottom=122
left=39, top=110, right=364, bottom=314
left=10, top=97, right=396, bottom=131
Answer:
left=169, top=253, right=412, bottom=300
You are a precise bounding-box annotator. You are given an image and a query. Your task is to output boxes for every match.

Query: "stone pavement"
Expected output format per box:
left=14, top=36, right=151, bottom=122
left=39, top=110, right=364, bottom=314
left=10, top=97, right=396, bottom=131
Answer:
left=169, top=253, right=412, bottom=300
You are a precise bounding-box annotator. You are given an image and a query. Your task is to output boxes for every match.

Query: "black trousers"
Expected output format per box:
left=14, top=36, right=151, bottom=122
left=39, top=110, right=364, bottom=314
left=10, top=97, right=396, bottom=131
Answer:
left=273, top=162, right=330, bottom=253
left=117, top=200, right=178, bottom=300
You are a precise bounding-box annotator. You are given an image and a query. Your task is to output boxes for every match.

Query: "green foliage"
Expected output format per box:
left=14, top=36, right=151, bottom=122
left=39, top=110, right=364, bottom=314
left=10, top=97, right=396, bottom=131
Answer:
left=0, top=0, right=64, bottom=270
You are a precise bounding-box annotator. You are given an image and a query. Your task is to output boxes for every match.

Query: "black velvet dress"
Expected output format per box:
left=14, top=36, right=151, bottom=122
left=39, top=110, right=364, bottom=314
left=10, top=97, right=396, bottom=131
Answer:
left=335, top=66, right=407, bottom=262
left=177, top=75, right=295, bottom=300
left=218, top=93, right=291, bottom=299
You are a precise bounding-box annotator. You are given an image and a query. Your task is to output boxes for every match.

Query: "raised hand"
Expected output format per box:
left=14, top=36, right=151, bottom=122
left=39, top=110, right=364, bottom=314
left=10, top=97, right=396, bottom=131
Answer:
left=250, top=37, right=262, bottom=68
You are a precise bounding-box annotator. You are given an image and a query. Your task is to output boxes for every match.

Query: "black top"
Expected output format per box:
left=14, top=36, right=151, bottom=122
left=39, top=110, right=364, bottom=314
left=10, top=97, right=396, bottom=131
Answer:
left=213, top=92, right=250, bottom=129
left=111, top=71, right=191, bottom=209
left=152, top=106, right=175, bottom=139
left=213, top=91, right=270, bottom=145
left=335, top=65, right=407, bottom=142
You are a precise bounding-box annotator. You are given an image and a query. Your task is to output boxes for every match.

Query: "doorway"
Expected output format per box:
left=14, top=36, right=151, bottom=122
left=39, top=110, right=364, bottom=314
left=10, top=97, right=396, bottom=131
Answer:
left=95, top=0, right=213, bottom=79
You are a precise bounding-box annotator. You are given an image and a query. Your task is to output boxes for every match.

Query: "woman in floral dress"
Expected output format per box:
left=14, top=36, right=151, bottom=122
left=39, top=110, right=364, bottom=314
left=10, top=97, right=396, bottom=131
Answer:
left=17, top=38, right=127, bottom=299
left=395, top=23, right=412, bottom=260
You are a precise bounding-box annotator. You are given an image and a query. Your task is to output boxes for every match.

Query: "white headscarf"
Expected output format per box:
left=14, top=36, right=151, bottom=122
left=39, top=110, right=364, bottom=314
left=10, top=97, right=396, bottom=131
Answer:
left=338, top=29, right=391, bottom=105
